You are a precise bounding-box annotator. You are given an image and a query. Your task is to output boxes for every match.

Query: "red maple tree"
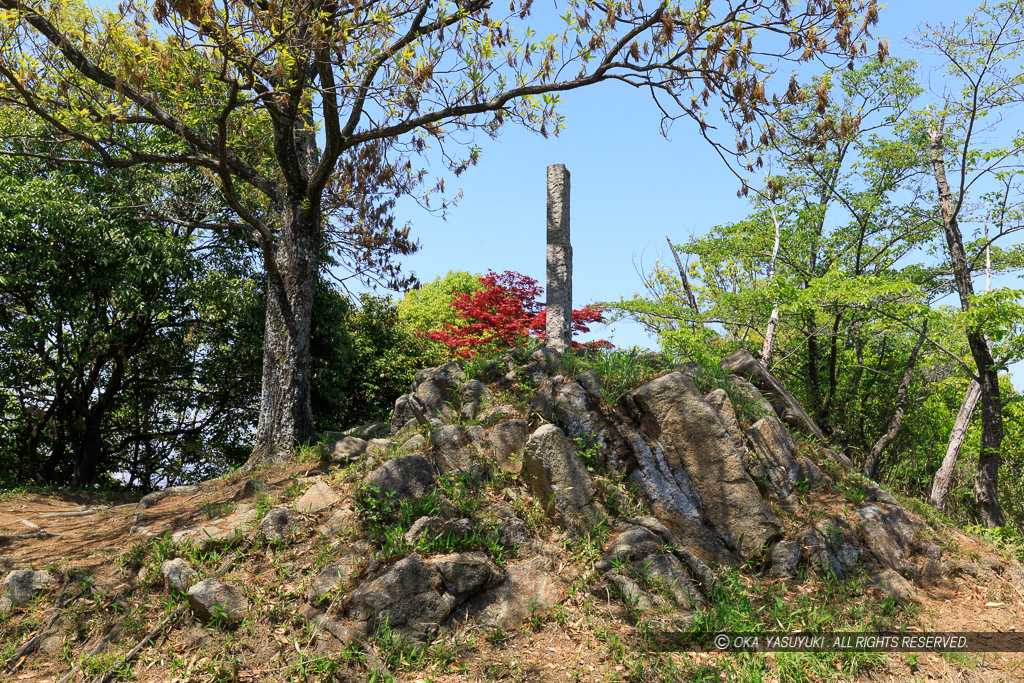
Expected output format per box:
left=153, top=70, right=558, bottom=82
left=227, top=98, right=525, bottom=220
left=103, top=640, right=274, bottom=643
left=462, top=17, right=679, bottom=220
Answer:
left=427, top=270, right=612, bottom=358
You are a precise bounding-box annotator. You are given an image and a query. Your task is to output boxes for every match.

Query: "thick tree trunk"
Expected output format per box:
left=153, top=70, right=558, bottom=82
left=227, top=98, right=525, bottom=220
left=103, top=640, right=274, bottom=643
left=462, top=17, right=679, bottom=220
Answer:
left=931, top=380, right=981, bottom=510
left=929, top=128, right=1005, bottom=527
left=247, top=200, right=319, bottom=467
left=864, top=320, right=927, bottom=480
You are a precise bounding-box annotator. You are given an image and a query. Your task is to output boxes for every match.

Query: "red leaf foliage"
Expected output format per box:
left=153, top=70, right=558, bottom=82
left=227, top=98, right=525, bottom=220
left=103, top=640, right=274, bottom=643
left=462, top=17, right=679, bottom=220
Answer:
left=426, top=270, right=612, bottom=358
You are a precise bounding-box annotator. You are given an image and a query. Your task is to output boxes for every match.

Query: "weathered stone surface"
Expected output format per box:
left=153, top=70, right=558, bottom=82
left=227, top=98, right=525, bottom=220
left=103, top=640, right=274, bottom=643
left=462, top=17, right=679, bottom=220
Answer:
left=390, top=363, right=466, bottom=433
left=318, top=505, right=357, bottom=537
left=769, top=540, right=801, bottom=579
left=403, top=517, right=473, bottom=545
left=161, top=558, right=198, bottom=593
left=727, top=375, right=777, bottom=420
left=478, top=405, right=519, bottom=426
left=400, top=434, right=427, bottom=454
left=522, top=424, right=601, bottom=532
left=308, top=563, right=348, bottom=605
left=704, top=389, right=746, bottom=449
left=869, top=569, right=918, bottom=604
left=575, top=370, right=602, bottom=401
left=363, top=454, right=435, bottom=502
left=922, top=544, right=944, bottom=580
left=459, top=379, right=491, bottom=421
left=486, top=419, right=530, bottom=472
left=431, top=425, right=483, bottom=479
left=138, top=485, right=200, bottom=509
left=464, top=556, right=563, bottom=628
left=721, top=349, right=826, bottom=440
left=171, top=504, right=257, bottom=546
left=625, top=372, right=781, bottom=560
left=295, top=481, right=341, bottom=514
left=745, top=416, right=801, bottom=502
left=432, top=552, right=502, bottom=597
left=3, top=569, right=53, bottom=608
left=365, top=438, right=392, bottom=459
left=187, top=578, right=248, bottom=626
left=803, top=519, right=859, bottom=579
left=322, top=436, right=367, bottom=464
left=552, top=381, right=608, bottom=448
left=347, top=552, right=499, bottom=641
left=857, top=504, right=915, bottom=571
left=494, top=508, right=530, bottom=549
left=259, top=507, right=299, bottom=543
left=344, top=422, right=390, bottom=439
left=602, top=523, right=702, bottom=609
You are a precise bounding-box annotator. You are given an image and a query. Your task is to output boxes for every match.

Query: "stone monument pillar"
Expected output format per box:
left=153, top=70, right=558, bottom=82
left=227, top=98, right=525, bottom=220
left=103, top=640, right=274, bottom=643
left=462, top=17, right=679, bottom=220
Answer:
left=546, top=164, right=572, bottom=352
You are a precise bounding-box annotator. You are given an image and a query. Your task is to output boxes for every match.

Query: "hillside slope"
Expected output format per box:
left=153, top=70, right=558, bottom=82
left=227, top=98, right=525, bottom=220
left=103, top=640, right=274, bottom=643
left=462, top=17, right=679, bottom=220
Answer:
left=2, top=348, right=1024, bottom=682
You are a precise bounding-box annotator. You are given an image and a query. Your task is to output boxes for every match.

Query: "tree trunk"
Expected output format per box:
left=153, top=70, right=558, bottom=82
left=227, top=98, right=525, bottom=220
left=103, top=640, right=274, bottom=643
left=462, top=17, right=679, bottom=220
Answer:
left=928, top=127, right=1005, bottom=527
left=931, top=379, right=981, bottom=511
left=664, top=234, right=699, bottom=321
left=864, top=320, right=927, bottom=480
left=247, top=199, right=319, bottom=467
left=760, top=206, right=782, bottom=366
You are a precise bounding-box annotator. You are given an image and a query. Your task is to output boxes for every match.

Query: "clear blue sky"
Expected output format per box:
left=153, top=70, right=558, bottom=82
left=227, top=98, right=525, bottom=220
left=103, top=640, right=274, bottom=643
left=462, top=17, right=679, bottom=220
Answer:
left=380, top=2, right=1024, bottom=388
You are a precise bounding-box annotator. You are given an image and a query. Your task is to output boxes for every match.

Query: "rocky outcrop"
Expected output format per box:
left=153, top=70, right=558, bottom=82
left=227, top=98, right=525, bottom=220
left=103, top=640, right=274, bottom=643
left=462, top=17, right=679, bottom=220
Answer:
left=624, top=373, right=781, bottom=560
left=522, top=424, right=602, bottom=532
left=390, top=362, right=466, bottom=433
left=857, top=503, right=916, bottom=572
left=363, top=454, right=436, bottom=502
left=745, top=416, right=802, bottom=503
left=463, top=556, right=562, bottom=628
left=346, top=552, right=502, bottom=642
left=802, top=519, right=860, bottom=579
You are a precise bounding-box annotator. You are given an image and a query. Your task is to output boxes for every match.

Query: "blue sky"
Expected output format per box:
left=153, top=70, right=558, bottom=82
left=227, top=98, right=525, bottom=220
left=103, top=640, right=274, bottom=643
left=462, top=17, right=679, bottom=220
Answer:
left=380, top=2, right=1024, bottom=388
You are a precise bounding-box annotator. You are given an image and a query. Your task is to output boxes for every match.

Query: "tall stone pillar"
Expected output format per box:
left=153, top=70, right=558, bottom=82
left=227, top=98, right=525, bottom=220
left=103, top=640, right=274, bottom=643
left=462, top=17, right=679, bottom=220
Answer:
left=546, top=164, right=572, bottom=352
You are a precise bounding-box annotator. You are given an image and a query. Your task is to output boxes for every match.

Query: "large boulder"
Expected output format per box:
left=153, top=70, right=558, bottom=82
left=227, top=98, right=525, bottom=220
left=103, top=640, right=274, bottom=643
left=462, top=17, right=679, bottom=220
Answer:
left=522, top=425, right=602, bottom=532
left=802, top=519, right=859, bottom=579
left=624, top=372, right=781, bottom=560
left=363, top=454, right=436, bottom=502
left=721, top=349, right=825, bottom=440
left=602, top=524, right=704, bottom=610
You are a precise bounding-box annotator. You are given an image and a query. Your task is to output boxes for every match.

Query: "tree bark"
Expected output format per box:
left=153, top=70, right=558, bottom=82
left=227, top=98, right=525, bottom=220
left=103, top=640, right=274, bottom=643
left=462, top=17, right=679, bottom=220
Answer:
left=930, top=379, right=981, bottom=511
left=664, top=234, right=699, bottom=321
left=760, top=206, right=782, bottom=366
left=928, top=127, right=1005, bottom=527
left=864, top=320, right=927, bottom=480
left=247, top=199, right=319, bottom=467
